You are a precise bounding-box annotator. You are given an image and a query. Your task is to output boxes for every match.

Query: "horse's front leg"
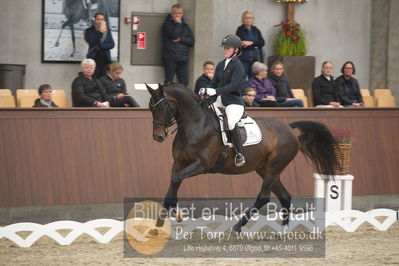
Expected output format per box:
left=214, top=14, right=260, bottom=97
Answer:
left=69, top=24, right=76, bottom=57
left=54, top=23, right=67, bottom=47
left=155, top=159, right=206, bottom=228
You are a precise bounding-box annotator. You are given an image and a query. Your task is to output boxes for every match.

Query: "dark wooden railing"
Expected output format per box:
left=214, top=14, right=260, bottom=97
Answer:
left=0, top=108, right=398, bottom=207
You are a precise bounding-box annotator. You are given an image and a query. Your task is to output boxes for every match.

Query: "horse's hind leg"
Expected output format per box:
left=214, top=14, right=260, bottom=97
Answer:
left=233, top=166, right=278, bottom=232
left=271, top=177, right=291, bottom=226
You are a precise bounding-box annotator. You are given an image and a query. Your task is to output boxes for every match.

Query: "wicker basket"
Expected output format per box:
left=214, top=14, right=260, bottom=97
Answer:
left=334, top=143, right=352, bottom=175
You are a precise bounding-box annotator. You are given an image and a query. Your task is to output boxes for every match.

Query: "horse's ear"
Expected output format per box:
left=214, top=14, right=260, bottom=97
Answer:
left=146, top=83, right=155, bottom=95
left=158, top=83, right=164, bottom=94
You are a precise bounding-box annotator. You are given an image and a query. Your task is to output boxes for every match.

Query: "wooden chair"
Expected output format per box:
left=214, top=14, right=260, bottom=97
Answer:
left=374, top=89, right=392, bottom=97
left=16, top=89, right=38, bottom=106
left=376, top=95, right=396, bottom=107
left=52, top=90, right=66, bottom=96
left=291, top=89, right=305, bottom=97
left=0, top=89, right=12, bottom=96
left=360, top=89, right=370, bottom=97
left=291, top=89, right=309, bottom=107
left=0, top=95, right=16, bottom=107
left=362, top=96, right=375, bottom=107
left=52, top=94, right=69, bottom=107
left=18, top=95, right=39, bottom=107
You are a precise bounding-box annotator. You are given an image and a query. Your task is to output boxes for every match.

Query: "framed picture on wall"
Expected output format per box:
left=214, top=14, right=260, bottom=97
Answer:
left=42, top=0, right=120, bottom=63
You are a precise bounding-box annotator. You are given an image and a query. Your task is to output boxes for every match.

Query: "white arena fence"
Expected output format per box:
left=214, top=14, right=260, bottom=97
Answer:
left=1, top=209, right=398, bottom=248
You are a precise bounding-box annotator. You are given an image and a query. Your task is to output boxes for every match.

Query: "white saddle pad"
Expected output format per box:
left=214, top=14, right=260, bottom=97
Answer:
left=214, top=107, right=262, bottom=147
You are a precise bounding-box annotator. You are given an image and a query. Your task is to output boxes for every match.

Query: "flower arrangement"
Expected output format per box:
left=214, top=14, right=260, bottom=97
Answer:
left=274, top=20, right=307, bottom=56
left=330, top=128, right=354, bottom=144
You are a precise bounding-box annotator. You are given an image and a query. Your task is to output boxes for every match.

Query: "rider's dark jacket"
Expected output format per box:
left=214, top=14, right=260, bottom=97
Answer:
left=209, top=57, right=246, bottom=106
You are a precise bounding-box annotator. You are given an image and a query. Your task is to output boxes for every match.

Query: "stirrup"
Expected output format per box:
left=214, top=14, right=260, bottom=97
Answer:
left=234, top=153, right=246, bottom=167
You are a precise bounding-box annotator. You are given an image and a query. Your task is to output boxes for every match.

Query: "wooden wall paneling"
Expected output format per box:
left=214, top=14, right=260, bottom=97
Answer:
left=1, top=109, right=399, bottom=207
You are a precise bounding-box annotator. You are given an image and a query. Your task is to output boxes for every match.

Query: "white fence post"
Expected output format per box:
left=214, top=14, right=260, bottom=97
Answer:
left=314, top=174, right=354, bottom=213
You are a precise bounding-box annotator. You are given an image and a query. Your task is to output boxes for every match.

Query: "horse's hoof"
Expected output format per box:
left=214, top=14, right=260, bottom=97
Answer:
left=54, top=42, right=59, bottom=47
left=175, top=210, right=185, bottom=222
left=146, top=228, right=159, bottom=237
left=233, top=224, right=242, bottom=233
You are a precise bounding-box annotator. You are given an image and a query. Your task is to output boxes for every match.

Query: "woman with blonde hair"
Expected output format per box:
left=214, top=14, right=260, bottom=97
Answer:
left=269, top=61, right=304, bottom=107
left=98, top=62, right=140, bottom=107
left=235, top=10, right=265, bottom=78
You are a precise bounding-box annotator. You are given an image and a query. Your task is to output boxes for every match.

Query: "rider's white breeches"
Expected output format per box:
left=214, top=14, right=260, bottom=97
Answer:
left=214, top=95, right=244, bottom=130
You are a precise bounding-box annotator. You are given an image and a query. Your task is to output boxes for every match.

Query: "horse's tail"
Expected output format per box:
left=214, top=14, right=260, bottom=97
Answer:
left=290, top=121, right=338, bottom=177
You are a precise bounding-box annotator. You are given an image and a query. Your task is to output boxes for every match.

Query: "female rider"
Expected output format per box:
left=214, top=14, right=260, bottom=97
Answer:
left=199, top=35, right=247, bottom=167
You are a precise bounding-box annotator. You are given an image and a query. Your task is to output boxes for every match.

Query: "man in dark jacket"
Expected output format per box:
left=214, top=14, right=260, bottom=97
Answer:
left=162, top=4, right=195, bottom=86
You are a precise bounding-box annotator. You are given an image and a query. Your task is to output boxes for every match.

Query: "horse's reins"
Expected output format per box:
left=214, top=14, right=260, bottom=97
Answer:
left=151, top=93, right=222, bottom=136
left=200, top=98, right=223, bottom=134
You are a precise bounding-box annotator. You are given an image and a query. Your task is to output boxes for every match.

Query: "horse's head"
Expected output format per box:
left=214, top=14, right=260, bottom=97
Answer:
left=147, top=83, right=176, bottom=142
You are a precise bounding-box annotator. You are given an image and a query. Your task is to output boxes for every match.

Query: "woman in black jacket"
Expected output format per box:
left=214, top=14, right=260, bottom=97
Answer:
left=71, top=59, right=109, bottom=108
left=236, top=10, right=265, bottom=79
left=335, top=61, right=363, bottom=107
left=312, top=61, right=342, bottom=107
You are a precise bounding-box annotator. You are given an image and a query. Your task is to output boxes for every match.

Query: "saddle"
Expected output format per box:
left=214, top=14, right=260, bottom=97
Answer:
left=213, top=106, right=262, bottom=147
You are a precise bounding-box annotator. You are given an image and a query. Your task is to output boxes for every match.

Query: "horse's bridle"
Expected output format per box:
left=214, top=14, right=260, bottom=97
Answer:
left=150, top=95, right=176, bottom=134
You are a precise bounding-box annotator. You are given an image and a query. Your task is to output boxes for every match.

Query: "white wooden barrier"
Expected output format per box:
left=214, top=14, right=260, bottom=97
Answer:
left=1, top=208, right=398, bottom=247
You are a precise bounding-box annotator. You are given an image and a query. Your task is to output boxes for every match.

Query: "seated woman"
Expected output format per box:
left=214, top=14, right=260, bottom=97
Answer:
left=268, top=61, right=304, bottom=107
left=71, top=59, right=109, bottom=108
left=248, top=62, right=279, bottom=107
left=243, top=87, right=259, bottom=107
left=335, top=61, right=363, bottom=107
left=33, top=84, right=58, bottom=108
left=312, top=61, right=342, bottom=108
left=98, top=62, right=140, bottom=107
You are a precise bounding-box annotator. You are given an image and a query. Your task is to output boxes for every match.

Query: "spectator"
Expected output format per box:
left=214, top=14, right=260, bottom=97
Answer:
left=194, top=61, right=215, bottom=94
left=269, top=61, right=304, bottom=107
left=162, top=4, right=195, bottom=86
left=236, top=10, right=265, bottom=79
left=243, top=87, right=259, bottom=107
left=312, top=61, right=342, bottom=108
left=33, top=84, right=58, bottom=108
left=248, top=62, right=279, bottom=107
left=85, top=12, right=115, bottom=78
left=336, top=61, right=363, bottom=107
left=98, top=62, right=140, bottom=107
left=71, top=59, right=109, bottom=108
left=199, top=35, right=246, bottom=167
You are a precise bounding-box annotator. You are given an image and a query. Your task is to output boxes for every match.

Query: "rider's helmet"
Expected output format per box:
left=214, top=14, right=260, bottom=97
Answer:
left=220, top=35, right=242, bottom=48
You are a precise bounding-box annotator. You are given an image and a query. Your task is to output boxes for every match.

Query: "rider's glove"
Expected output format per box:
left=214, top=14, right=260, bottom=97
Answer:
left=199, top=88, right=216, bottom=96
left=206, top=88, right=216, bottom=96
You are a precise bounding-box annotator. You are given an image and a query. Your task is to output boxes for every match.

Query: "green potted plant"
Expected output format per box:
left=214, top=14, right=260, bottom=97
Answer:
left=274, top=20, right=307, bottom=56
left=268, top=0, right=314, bottom=105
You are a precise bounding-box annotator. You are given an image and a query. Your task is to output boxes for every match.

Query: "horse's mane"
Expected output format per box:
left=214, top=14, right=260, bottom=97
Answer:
left=164, top=83, right=201, bottom=104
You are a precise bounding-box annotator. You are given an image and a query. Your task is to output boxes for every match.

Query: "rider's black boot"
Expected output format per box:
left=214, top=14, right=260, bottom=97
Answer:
left=230, top=124, right=246, bottom=167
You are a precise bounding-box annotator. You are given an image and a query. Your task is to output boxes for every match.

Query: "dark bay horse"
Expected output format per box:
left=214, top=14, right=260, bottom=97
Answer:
left=54, top=0, right=109, bottom=57
left=146, top=83, right=338, bottom=233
